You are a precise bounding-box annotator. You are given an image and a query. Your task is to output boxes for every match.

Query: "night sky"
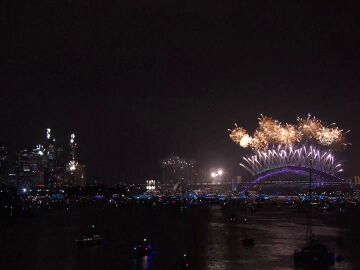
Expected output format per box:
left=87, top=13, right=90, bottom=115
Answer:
left=2, top=1, right=360, bottom=183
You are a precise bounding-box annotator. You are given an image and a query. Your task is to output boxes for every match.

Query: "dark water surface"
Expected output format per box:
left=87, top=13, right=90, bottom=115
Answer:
left=1, top=204, right=359, bottom=270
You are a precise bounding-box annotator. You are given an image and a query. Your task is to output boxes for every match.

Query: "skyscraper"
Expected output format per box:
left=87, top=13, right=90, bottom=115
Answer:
left=0, top=143, right=9, bottom=183
left=65, top=133, right=86, bottom=186
left=16, top=147, right=41, bottom=187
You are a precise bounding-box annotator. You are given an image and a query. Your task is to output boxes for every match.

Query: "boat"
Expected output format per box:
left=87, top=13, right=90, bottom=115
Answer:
left=242, top=237, right=255, bottom=247
left=229, top=213, right=236, bottom=222
left=178, top=254, right=191, bottom=269
left=294, top=159, right=335, bottom=269
left=75, top=234, right=102, bottom=246
left=294, top=238, right=334, bottom=268
left=134, top=238, right=153, bottom=256
left=241, top=218, right=255, bottom=247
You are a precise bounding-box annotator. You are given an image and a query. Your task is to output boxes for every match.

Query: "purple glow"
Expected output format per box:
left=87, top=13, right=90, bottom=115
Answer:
left=239, top=145, right=343, bottom=176
left=244, top=166, right=344, bottom=191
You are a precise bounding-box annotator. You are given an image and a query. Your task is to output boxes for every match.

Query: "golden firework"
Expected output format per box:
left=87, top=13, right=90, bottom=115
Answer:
left=229, top=114, right=347, bottom=151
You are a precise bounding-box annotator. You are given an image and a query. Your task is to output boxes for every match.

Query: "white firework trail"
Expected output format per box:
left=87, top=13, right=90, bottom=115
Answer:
left=239, top=145, right=342, bottom=176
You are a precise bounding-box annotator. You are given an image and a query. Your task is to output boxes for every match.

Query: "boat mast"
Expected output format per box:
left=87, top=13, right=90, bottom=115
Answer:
left=306, top=158, right=313, bottom=241
left=243, top=218, right=247, bottom=238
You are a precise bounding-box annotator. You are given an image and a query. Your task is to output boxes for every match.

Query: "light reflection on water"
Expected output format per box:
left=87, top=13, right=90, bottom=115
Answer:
left=0, top=204, right=356, bottom=270
left=205, top=206, right=352, bottom=270
left=133, top=255, right=153, bottom=270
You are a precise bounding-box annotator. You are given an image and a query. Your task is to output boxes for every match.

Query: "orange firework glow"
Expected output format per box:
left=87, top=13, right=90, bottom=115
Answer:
left=229, top=114, right=348, bottom=150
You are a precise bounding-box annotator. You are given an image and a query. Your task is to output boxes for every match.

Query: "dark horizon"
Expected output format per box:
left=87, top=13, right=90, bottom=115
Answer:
left=2, top=1, right=360, bottom=183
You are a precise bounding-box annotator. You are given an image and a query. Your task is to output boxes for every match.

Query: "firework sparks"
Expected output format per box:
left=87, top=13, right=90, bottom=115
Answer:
left=316, top=127, right=344, bottom=146
left=229, top=114, right=347, bottom=150
left=160, top=155, right=195, bottom=169
left=229, top=127, right=249, bottom=146
left=239, top=134, right=252, bottom=148
left=239, top=145, right=342, bottom=176
left=297, top=114, right=323, bottom=139
left=251, top=130, right=268, bottom=150
left=258, top=115, right=281, bottom=141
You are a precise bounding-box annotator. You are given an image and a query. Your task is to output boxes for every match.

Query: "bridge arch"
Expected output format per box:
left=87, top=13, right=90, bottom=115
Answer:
left=244, top=166, right=345, bottom=191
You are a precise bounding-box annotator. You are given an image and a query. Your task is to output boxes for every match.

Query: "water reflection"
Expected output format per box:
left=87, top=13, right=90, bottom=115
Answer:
left=0, top=205, right=357, bottom=270
left=134, top=255, right=153, bottom=270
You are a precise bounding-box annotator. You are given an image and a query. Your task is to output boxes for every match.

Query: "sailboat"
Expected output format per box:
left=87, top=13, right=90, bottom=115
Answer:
left=134, top=238, right=153, bottom=257
left=242, top=218, right=255, bottom=247
left=294, top=159, right=334, bottom=268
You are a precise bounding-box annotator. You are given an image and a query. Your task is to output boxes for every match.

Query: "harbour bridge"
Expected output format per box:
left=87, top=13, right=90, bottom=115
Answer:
left=162, top=166, right=349, bottom=193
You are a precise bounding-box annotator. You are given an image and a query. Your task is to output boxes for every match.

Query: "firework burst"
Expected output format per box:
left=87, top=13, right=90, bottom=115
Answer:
left=229, top=126, right=250, bottom=147
left=230, top=114, right=348, bottom=177
left=239, top=145, right=342, bottom=176
left=229, top=114, right=348, bottom=151
left=297, top=114, right=323, bottom=139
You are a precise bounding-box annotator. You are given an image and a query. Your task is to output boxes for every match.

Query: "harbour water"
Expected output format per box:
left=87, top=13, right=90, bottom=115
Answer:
left=1, top=204, right=359, bottom=270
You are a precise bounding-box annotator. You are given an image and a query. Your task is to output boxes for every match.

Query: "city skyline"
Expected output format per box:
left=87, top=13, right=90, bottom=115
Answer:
left=0, top=129, right=86, bottom=188
left=0, top=111, right=356, bottom=185
left=1, top=2, right=359, bottom=183
left=3, top=2, right=360, bottom=270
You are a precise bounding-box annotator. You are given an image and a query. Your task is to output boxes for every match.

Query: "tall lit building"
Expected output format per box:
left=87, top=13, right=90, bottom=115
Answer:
left=15, top=129, right=65, bottom=188
left=5, top=129, right=86, bottom=188
left=0, top=143, right=9, bottom=183
left=65, top=133, right=86, bottom=186
left=39, top=128, right=65, bottom=187
left=146, top=180, right=156, bottom=191
left=43, top=128, right=57, bottom=187
left=16, top=147, right=41, bottom=186
left=66, top=164, right=86, bottom=187
left=354, top=176, right=360, bottom=186
left=67, top=133, right=78, bottom=175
